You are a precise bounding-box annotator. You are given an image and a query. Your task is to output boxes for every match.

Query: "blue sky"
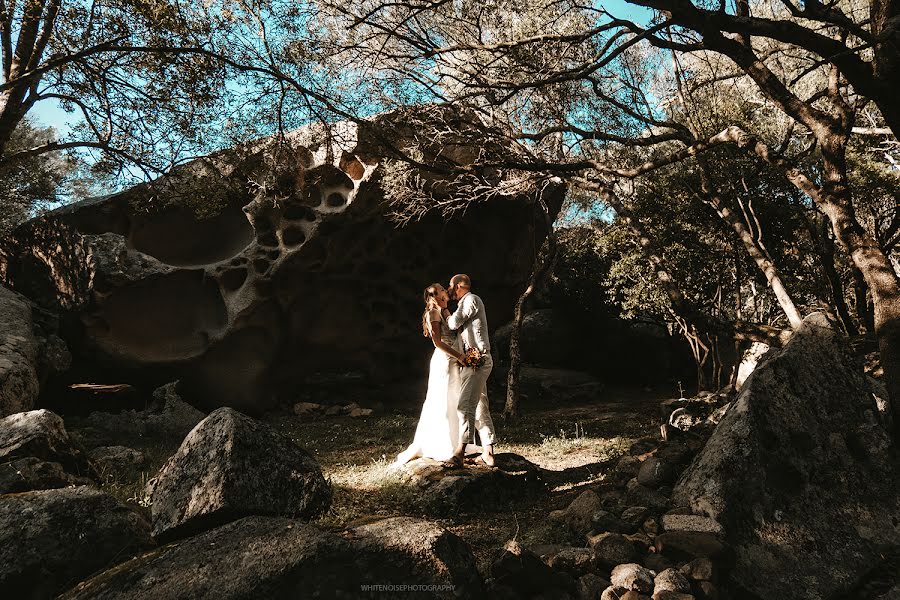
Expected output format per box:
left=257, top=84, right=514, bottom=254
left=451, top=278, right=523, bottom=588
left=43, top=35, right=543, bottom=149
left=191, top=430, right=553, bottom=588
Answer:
left=30, top=1, right=654, bottom=134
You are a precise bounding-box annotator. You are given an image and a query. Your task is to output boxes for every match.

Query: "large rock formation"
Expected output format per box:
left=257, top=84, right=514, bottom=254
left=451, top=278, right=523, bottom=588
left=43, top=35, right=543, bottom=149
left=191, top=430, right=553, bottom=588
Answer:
left=0, top=486, right=153, bottom=598
left=0, top=285, right=39, bottom=415
left=0, top=113, right=563, bottom=411
left=63, top=516, right=482, bottom=599
left=673, top=314, right=900, bottom=600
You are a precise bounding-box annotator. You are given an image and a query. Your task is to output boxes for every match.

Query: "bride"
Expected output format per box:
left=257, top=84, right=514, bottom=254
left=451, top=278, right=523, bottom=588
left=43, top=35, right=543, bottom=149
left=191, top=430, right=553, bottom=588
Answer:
left=394, top=282, right=466, bottom=464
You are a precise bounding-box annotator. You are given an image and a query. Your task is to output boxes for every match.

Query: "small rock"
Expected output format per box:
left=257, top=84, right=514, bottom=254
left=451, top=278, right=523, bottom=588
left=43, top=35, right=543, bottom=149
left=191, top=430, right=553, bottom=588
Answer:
left=637, top=458, right=676, bottom=488
left=601, top=587, right=623, bottom=600
left=588, top=532, right=640, bottom=567
left=324, top=404, right=343, bottom=416
left=592, top=509, right=635, bottom=534
left=547, top=547, right=595, bottom=577
left=642, top=517, right=659, bottom=536
left=654, top=568, right=690, bottom=593
left=621, top=506, right=649, bottom=526
left=577, top=573, right=611, bottom=600
left=0, top=457, right=92, bottom=494
left=695, top=581, right=719, bottom=600
left=491, top=539, right=572, bottom=596
left=621, top=592, right=652, bottom=600
left=550, top=489, right=603, bottom=535
left=610, top=563, right=655, bottom=593
left=292, top=401, right=324, bottom=418
left=643, top=552, right=673, bottom=574
left=680, top=558, right=714, bottom=581
left=654, top=532, right=727, bottom=561
left=348, top=407, right=374, bottom=418
left=629, top=439, right=658, bottom=456
left=653, top=592, right=694, bottom=600
left=660, top=515, right=724, bottom=536
left=89, top=445, right=147, bottom=473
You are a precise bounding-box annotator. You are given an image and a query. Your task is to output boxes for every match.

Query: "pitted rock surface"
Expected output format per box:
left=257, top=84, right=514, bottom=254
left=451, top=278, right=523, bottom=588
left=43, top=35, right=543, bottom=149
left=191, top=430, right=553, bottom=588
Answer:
left=0, top=285, right=38, bottom=416
left=1, top=113, right=563, bottom=411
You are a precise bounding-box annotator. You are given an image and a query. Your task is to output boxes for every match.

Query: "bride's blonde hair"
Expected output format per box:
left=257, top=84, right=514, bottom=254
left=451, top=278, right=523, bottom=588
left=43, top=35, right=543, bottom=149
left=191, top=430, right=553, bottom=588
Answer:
left=422, top=283, right=442, bottom=337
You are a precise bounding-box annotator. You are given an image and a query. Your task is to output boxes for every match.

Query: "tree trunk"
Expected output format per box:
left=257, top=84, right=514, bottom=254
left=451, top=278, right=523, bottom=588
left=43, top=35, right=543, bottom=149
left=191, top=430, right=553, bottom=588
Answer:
left=697, top=162, right=804, bottom=330
left=817, top=134, right=900, bottom=437
left=503, top=196, right=557, bottom=420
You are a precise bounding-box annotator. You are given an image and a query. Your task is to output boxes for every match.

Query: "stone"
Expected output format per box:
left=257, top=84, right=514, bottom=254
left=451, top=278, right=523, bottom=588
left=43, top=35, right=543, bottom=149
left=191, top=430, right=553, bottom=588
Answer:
left=546, top=547, right=595, bottom=577
left=636, top=457, right=677, bottom=489
left=621, top=593, right=651, bottom=600
left=62, top=516, right=479, bottom=599
left=601, top=587, right=623, bottom=600
left=148, top=407, right=330, bottom=541
left=654, top=568, right=690, bottom=593
left=642, top=517, right=659, bottom=536
left=0, top=486, right=152, bottom=598
left=348, top=406, right=374, bottom=417
left=0, top=285, right=39, bottom=416
left=652, top=593, right=694, bottom=600
left=660, top=515, right=724, bottom=536
left=550, top=489, right=604, bottom=535
left=397, top=453, right=544, bottom=515
left=643, top=552, right=673, bottom=574
left=0, top=457, right=92, bottom=494
left=673, top=314, right=900, bottom=600
left=695, top=581, right=719, bottom=600
left=625, top=479, right=669, bottom=511
left=1, top=113, right=563, bottom=412
left=578, top=573, right=611, bottom=600
left=621, top=506, right=649, bottom=528
left=589, top=533, right=640, bottom=568
left=680, top=558, right=714, bottom=581
left=610, top=563, right=655, bottom=593
left=653, top=532, right=727, bottom=562
left=292, top=401, right=324, bottom=417
left=0, top=409, right=96, bottom=479
left=89, top=445, right=147, bottom=473
left=592, top=509, right=635, bottom=534
left=491, top=539, right=573, bottom=597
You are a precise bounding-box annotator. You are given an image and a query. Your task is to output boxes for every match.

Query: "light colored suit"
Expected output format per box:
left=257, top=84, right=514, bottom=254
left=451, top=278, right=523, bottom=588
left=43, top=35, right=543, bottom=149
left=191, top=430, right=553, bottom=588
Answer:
left=447, top=292, right=496, bottom=446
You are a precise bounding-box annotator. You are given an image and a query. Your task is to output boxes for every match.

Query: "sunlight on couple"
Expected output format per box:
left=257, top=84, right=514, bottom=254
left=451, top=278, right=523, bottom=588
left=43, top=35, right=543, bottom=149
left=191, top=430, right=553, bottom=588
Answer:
left=393, top=274, right=497, bottom=469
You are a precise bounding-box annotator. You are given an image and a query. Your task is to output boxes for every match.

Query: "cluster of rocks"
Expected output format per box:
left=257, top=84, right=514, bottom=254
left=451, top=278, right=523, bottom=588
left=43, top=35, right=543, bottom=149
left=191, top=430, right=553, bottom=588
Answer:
left=2, top=401, right=488, bottom=598
left=486, top=314, right=900, bottom=600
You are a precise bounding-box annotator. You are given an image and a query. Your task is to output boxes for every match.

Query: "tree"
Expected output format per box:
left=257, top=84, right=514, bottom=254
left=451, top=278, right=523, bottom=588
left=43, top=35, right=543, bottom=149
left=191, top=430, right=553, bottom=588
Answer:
left=306, top=0, right=900, bottom=434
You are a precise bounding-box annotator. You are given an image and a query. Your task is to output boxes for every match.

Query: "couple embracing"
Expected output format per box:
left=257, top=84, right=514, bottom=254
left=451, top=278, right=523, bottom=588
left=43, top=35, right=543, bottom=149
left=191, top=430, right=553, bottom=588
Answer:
left=394, top=274, right=497, bottom=469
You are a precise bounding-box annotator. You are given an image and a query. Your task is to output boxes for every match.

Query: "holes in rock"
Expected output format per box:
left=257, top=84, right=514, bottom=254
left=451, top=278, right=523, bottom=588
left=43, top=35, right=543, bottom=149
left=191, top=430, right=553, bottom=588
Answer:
left=128, top=201, right=255, bottom=267
left=266, top=250, right=281, bottom=260
left=85, top=270, right=227, bottom=363
left=326, top=192, right=347, bottom=207
left=258, top=232, right=278, bottom=247
left=220, top=268, right=248, bottom=292
left=283, top=205, right=317, bottom=222
left=253, top=258, right=270, bottom=273
left=282, top=227, right=306, bottom=247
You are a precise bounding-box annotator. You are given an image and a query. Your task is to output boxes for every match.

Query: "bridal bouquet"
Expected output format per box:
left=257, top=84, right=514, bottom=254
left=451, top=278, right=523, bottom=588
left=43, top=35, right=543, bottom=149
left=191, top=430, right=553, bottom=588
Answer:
left=461, top=348, right=487, bottom=370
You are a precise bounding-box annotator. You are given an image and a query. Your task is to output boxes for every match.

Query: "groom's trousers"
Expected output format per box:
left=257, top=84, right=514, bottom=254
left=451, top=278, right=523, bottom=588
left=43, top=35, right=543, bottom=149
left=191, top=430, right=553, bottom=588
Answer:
left=457, top=353, right=495, bottom=446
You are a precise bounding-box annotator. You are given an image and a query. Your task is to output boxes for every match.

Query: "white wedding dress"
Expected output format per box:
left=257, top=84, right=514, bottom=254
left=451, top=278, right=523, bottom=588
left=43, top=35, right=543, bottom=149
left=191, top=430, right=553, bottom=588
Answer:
left=395, top=313, right=462, bottom=463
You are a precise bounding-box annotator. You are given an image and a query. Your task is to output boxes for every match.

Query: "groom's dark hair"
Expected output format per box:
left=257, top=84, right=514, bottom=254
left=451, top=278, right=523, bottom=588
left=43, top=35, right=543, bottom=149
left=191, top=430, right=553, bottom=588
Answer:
left=451, top=274, right=471, bottom=288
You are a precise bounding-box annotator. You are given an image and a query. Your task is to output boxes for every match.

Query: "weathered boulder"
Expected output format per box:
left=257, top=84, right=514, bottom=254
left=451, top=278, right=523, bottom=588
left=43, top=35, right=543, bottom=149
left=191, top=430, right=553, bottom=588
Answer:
left=396, top=453, right=544, bottom=515
left=148, top=407, right=330, bottom=541
left=673, top=314, right=900, bottom=600
left=63, top=516, right=480, bottom=599
left=0, top=409, right=96, bottom=479
left=588, top=532, right=641, bottom=568
left=610, top=563, right=655, bottom=593
left=0, top=285, right=38, bottom=416
left=0, top=486, right=152, bottom=598
left=0, top=457, right=93, bottom=494
left=1, top=113, right=563, bottom=412
left=654, top=568, right=691, bottom=594
left=490, top=539, right=573, bottom=597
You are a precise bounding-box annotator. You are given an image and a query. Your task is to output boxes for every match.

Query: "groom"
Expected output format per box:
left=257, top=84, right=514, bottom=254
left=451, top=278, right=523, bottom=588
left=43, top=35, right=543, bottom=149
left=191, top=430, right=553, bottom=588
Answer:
left=442, top=274, right=497, bottom=468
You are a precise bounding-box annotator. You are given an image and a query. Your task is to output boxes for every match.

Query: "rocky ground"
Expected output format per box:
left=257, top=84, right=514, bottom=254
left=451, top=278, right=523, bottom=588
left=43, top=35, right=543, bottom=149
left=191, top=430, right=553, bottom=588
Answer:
left=2, top=316, right=898, bottom=599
